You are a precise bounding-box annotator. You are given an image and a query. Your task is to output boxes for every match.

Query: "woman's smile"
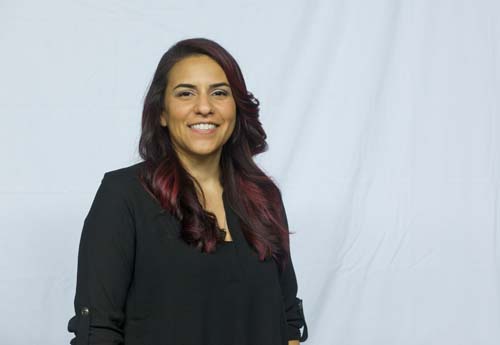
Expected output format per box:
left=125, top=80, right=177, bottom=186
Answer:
left=188, top=122, right=219, bottom=135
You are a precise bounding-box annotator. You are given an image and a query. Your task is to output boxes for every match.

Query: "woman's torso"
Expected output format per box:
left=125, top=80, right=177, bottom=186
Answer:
left=117, top=162, right=289, bottom=345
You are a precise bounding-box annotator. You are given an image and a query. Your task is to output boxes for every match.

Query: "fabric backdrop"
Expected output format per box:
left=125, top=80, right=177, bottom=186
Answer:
left=1, top=0, right=499, bottom=344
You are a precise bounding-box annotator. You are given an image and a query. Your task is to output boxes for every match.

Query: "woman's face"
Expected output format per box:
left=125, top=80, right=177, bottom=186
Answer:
left=160, top=54, right=237, bottom=161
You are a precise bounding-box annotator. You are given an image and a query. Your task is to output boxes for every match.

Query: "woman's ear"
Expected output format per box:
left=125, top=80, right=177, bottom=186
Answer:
left=160, top=111, right=168, bottom=127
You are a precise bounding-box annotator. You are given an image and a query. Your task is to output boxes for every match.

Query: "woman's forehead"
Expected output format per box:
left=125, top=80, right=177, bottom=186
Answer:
left=168, top=55, right=228, bottom=85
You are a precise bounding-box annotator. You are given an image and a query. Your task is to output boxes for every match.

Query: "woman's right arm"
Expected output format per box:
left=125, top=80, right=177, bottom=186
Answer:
left=67, top=172, right=136, bottom=345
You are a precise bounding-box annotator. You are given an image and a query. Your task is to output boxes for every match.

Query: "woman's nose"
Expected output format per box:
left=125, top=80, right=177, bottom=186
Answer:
left=194, top=92, right=213, bottom=114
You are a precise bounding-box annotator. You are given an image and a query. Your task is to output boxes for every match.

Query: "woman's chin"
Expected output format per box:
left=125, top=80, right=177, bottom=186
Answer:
left=187, top=146, right=222, bottom=158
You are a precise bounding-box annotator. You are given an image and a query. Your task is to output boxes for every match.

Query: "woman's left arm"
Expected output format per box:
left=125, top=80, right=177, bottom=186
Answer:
left=278, top=195, right=309, bottom=343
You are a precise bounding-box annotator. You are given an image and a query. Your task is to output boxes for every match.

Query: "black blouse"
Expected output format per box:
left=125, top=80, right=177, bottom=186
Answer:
left=67, top=162, right=308, bottom=345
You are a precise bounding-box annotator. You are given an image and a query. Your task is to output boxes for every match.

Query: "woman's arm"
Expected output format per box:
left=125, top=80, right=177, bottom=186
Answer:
left=278, top=195, right=309, bottom=343
left=67, top=172, right=136, bottom=345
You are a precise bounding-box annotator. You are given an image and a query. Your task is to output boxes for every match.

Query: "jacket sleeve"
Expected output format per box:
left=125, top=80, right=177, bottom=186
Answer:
left=67, top=172, right=136, bottom=345
left=278, top=196, right=309, bottom=342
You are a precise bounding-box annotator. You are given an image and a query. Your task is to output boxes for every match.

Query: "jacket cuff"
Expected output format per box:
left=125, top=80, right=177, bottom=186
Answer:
left=286, top=297, right=309, bottom=342
left=68, top=305, right=91, bottom=345
left=287, top=324, right=302, bottom=340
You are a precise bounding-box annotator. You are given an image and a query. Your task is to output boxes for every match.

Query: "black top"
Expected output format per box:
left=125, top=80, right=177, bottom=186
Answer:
left=67, top=162, right=308, bottom=345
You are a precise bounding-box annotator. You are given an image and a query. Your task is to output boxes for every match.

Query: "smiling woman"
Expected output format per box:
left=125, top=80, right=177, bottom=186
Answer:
left=159, top=55, right=237, bottom=161
left=67, top=38, right=308, bottom=345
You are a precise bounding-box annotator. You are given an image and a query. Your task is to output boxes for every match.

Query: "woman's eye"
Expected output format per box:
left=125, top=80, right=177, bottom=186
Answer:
left=213, top=90, right=228, bottom=96
left=177, top=91, right=192, bottom=97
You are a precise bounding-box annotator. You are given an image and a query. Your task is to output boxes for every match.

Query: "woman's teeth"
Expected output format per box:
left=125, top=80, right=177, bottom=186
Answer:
left=190, top=123, right=217, bottom=130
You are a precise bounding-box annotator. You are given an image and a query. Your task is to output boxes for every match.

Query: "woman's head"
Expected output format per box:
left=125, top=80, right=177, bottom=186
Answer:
left=139, top=37, right=266, bottom=164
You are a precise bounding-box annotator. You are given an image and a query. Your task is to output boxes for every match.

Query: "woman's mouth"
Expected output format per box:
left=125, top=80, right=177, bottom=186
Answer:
left=188, top=123, right=219, bottom=135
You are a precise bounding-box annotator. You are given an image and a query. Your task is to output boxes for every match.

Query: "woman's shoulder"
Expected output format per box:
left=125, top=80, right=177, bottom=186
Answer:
left=99, top=161, right=170, bottom=218
left=103, top=161, right=145, bottom=181
left=99, top=161, right=146, bottom=197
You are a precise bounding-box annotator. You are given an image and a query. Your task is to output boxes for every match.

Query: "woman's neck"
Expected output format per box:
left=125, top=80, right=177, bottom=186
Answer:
left=175, top=148, right=223, bottom=194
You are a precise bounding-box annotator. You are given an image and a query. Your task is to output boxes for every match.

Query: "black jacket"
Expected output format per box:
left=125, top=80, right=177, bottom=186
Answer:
left=67, top=162, right=308, bottom=345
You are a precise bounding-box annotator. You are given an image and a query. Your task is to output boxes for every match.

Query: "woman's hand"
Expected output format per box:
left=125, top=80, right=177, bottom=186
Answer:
left=288, top=340, right=300, bottom=345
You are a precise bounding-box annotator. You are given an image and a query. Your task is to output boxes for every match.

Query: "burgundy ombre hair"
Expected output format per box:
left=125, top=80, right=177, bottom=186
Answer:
left=138, top=37, right=293, bottom=271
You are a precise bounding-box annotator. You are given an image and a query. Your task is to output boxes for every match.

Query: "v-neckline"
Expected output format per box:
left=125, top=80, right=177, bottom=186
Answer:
left=221, top=189, right=235, bottom=244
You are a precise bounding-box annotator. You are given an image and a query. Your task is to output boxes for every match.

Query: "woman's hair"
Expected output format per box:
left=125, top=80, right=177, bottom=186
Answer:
left=138, top=37, right=292, bottom=271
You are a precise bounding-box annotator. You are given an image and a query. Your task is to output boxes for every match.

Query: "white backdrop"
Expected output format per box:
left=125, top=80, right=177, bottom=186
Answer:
left=1, top=0, right=499, bottom=344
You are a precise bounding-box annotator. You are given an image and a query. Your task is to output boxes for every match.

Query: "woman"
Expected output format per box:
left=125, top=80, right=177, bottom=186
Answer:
left=67, top=37, right=308, bottom=345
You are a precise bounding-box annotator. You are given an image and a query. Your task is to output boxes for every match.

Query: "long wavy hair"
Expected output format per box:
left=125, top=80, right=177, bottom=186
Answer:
left=138, top=37, right=293, bottom=271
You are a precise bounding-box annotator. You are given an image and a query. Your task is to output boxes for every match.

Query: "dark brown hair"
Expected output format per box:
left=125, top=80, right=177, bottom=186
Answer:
left=138, top=37, right=292, bottom=271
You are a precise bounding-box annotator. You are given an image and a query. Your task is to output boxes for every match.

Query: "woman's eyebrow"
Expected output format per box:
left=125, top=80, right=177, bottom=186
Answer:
left=173, top=82, right=230, bottom=90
